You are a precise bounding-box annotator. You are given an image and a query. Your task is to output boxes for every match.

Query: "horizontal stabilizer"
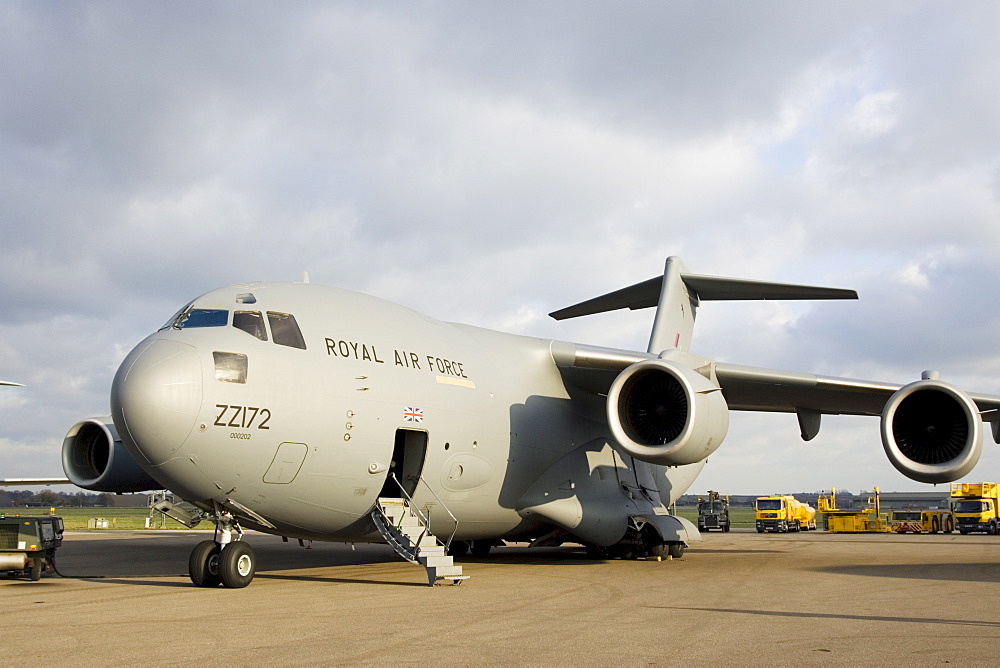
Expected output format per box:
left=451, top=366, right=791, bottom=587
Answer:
left=550, top=272, right=856, bottom=320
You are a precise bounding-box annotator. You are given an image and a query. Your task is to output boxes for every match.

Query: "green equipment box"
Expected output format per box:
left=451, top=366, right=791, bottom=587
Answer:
left=0, top=515, right=64, bottom=581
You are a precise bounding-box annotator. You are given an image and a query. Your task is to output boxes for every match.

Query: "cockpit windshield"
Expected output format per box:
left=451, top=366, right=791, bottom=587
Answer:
left=158, top=300, right=306, bottom=350
left=267, top=312, right=306, bottom=349
left=174, top=308, right=229, bottom=329
left=233, top=311, right=268, bottom=341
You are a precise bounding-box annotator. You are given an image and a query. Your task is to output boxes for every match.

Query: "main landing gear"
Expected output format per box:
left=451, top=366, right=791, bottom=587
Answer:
left=585, top=519, right=684, bottom=560
left=187, top=509, right=256, bottom=588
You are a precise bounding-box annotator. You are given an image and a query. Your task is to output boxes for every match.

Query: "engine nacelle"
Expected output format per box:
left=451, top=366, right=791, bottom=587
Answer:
left=881, top=379, right=983, bottom=484
left=607, top=359, right=729, bottom=465
left=62, top=418, right=162, bottom=492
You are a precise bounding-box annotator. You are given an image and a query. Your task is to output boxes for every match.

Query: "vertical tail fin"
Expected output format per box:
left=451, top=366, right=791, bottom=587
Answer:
left=647, top=257, right=695, bottom=353
left=549, top=256, right=857, bottom=354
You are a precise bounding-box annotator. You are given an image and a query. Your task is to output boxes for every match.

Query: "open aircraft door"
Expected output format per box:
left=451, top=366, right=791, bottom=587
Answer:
left=379, top=429, right=428, bottom=498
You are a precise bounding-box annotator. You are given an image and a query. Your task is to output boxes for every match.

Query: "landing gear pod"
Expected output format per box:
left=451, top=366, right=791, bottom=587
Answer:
left=607, top=359, right=729, bottom=466
left=881, top=377, right=983, bottom=484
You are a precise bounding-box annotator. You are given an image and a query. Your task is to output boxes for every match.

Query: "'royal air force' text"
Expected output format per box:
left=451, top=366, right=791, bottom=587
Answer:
left=324, top=338, right=468, bottom=379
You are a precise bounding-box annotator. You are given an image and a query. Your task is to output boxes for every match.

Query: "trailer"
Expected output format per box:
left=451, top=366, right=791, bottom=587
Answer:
left=0, top=514, right=64, bottom=580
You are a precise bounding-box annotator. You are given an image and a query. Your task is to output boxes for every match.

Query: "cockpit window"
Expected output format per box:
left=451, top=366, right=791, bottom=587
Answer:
left=160, top=302, right=194, bottom=331
left=233, top=311, right=268, bottom=341
left=267, top=312, right=306, bottom=349
left=214, top=351, right=248, bottom=383
left=175, top=308, right=229, bottom=329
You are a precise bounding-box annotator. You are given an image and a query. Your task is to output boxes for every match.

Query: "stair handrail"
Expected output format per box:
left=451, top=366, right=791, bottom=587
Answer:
left=416, top=473, right=459, bottom=552
left=387, top=473, right=430, bottom=545
left=389, top=472, right=459, bottom=552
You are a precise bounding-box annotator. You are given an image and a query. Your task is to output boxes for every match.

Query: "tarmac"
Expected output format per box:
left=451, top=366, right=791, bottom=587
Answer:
left=3, top=528, right=998, bottom=666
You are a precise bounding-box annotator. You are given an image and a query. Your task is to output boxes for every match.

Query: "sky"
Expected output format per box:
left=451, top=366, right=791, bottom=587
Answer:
left=2, top=1, right=999, bottom=496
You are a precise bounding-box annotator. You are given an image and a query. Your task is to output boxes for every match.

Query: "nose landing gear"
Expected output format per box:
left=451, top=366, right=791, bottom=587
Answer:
left=187, top=509, right=256, bottom=588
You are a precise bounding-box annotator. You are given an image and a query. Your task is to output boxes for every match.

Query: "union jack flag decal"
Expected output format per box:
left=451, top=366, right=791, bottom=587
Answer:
left=403, top=407, right=423, bottom=422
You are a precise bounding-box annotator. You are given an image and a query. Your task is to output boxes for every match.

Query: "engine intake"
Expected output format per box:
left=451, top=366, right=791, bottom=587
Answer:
left=607, top=359, right=729, bottom=465
left=881, top=379, right=982, bottom=484
left=62, top=418, right=162, bottom=492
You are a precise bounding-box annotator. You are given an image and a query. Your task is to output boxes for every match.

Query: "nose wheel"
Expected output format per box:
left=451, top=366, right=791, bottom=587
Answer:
left=187, top=509, right=256, bottom=588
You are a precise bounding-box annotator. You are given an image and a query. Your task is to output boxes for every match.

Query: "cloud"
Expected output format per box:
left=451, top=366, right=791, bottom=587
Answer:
left=2, top=2, right=999, bottom=495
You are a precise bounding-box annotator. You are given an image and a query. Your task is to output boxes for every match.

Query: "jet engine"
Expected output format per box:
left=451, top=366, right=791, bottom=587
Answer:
left=62, top=418, right=162, bottom=492
left=880, top=377, right=983, bottom=484
left=607, top=359, right=729, bottom=465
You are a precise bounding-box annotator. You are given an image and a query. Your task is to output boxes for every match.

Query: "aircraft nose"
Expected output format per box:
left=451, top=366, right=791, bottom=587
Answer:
left=112, top=338, right=203, bottom=466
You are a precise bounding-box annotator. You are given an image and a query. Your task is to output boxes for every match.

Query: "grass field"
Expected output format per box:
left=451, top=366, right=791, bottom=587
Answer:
left=0, top=507, right=199, bottom=531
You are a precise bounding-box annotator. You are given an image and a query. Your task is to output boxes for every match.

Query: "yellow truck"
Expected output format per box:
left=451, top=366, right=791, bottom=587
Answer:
left=755, top=495, right=816, bottom=533
left=950, top=482, right=1000, bottom=535
left=888, top=510, right=953, bottom=534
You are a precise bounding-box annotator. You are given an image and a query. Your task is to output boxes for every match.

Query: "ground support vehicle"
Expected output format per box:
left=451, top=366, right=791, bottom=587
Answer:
left=950, top=482, right=1000, bottom=535
left=0, top=515, right=64, bottom=581
left=755, top=495, right=816, bottom=533
left=698, top=491, right=730, bottom=532
left=888, top=510, right=953, bottom=533
left=818, top=487, right=891, bottom=533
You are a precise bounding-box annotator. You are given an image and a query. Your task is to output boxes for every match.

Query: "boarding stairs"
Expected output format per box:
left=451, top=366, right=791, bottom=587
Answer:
left=372, top=496, right=468, bottom=586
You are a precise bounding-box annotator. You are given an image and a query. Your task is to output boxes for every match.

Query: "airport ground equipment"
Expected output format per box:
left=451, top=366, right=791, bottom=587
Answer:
left=755, top=495, right=816, bottom=532
left=0, top=514, right=63, bottom=581
left=372, top=496, right=468, bottom=586
left=818, top=487, right=892, bottom=533
left=697, top=491, right=730, bottom=532
left=950, top=482, right=1000, bottom=535
left=888, top=509, right=953, bottom=533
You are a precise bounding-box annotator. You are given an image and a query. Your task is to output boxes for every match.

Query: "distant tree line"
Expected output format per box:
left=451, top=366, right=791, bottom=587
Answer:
left=0, top=489, right=116, bottom=508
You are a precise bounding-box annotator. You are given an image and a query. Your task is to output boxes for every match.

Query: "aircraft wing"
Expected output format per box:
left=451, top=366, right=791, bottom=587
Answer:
left=553, top=341, right=1000, bottom=425
left=0, top=478, right=72, bottom=487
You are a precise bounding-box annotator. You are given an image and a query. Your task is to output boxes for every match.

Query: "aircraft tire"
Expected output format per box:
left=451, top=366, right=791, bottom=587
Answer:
left=189, top=540, right=221, bottom=587
left=448, top=541, right=469, bottom=557
left=667, top=543, right=684, bottom=559
left=647, top=542, right=667, bottom=559
left=219, top=541, right=255, bottom=589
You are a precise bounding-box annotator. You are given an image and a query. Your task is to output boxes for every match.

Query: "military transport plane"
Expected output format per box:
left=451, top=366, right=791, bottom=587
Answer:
left=57, top=257, right=1000, bottom=587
